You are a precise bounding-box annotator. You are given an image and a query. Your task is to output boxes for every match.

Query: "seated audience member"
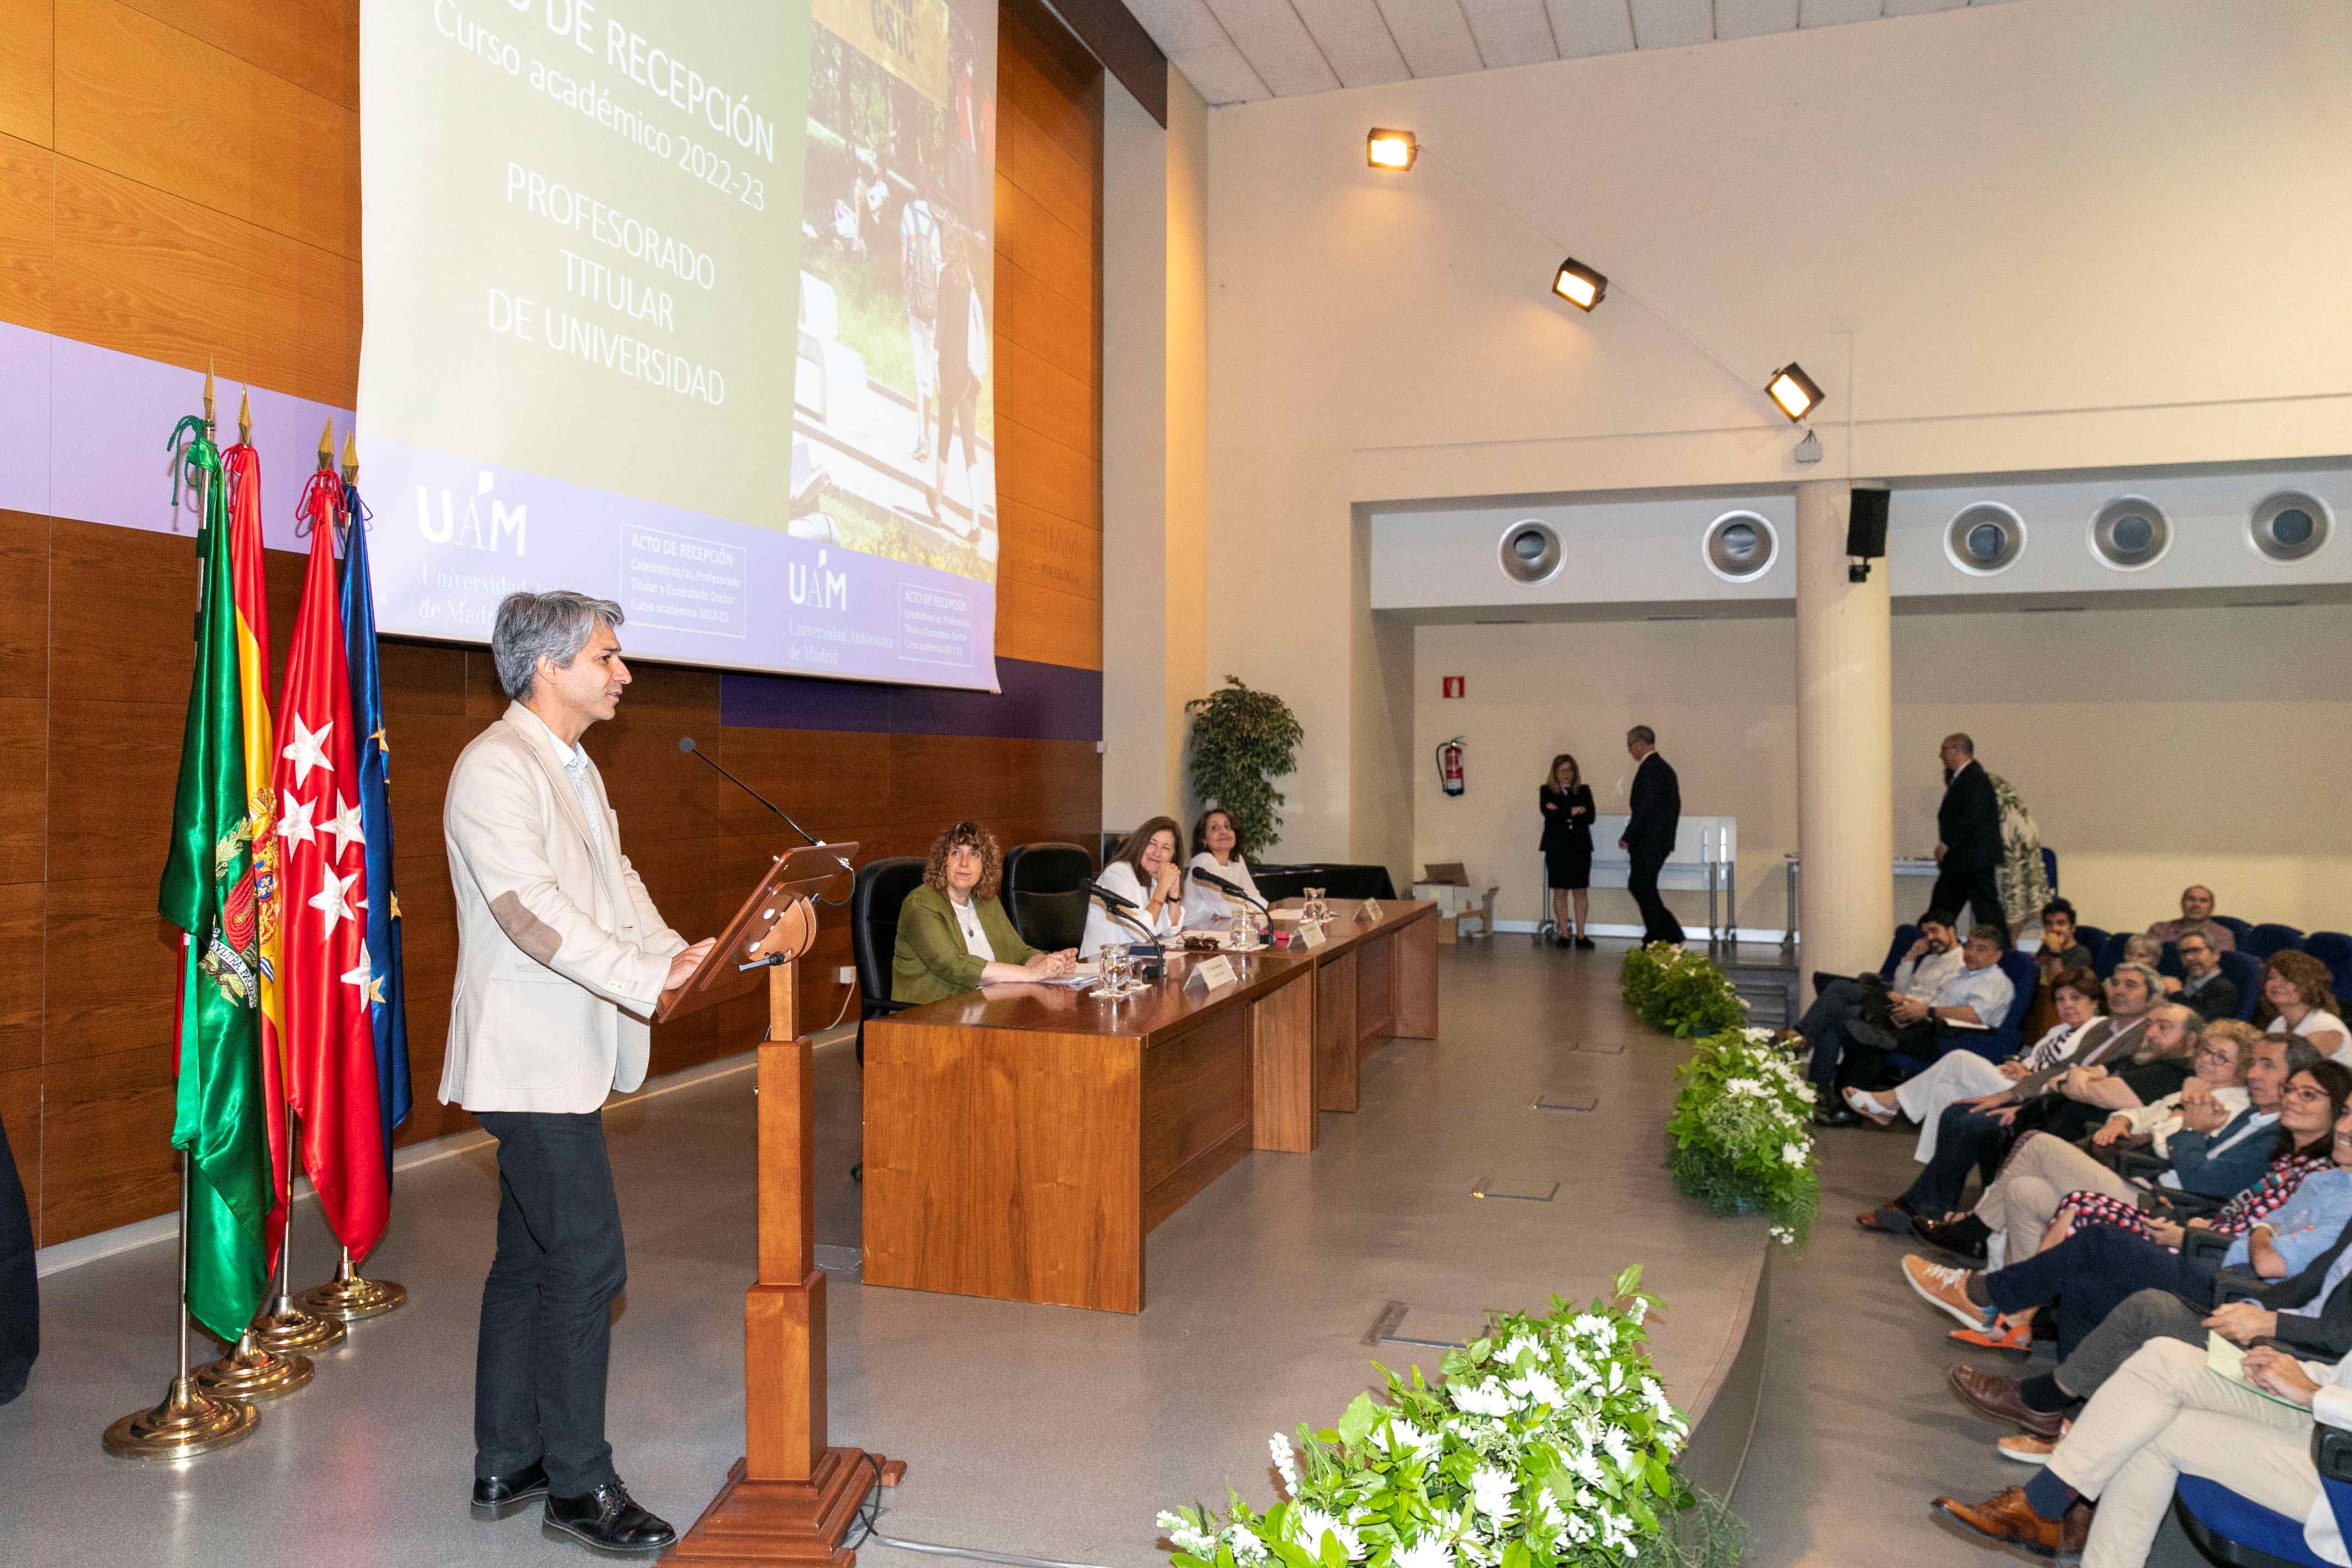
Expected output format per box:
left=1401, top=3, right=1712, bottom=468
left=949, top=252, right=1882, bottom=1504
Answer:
left=1901, top=1064, right=2352, bottom=1360
left=2016, top=996, right=2203, bottom=1146
left=2258, top=950, right=2351, bottom=1063
left=1081, top=816, right=1188, bottom=959
left=2120, top=934, right=2176, bottom=997
left=2018, top=900, right=2094, bottom=1040
left=1844, top=966, right=2104, bottom=1157
left=2174, top=929, right=2240, bottom=1021
left=1181, top=807, right=1265, bottom=926
left=1947, top=1183, right=2352, bottom=1458
left=1931, top=1336, right=2346, bottom=1566
left=1811, top=923, right=2014, bottom=1126
left=1797, top=911, right=1960, bottom=1053
left=2094, top=1017, right=2267, bottom=1164
left=891, top=822, right=1077, bottom=1004
left=2147, top=882, right=2237, bottom=951
left=1862, top=965, right=2162, bottom=1227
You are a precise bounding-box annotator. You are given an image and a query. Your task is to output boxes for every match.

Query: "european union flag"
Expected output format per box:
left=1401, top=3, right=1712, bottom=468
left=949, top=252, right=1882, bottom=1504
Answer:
left=341, top=485, right=412, bottom=1173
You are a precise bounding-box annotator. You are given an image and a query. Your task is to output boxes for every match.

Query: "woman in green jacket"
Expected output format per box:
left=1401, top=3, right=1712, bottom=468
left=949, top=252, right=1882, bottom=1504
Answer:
left=891, top=821, right=1077, bottom=1004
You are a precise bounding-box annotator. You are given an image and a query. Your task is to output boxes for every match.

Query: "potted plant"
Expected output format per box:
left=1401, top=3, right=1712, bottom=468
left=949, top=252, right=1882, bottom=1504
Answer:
left=1185, top=677, right=1304, bottom=862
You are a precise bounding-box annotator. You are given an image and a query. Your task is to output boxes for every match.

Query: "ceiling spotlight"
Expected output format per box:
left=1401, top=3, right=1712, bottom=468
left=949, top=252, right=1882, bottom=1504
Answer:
left=1766, top=363, right=1825, bottom=423
left=1367, top=128, right=1417, bottom=170
left=1550, top=258, right=1607, bottom=311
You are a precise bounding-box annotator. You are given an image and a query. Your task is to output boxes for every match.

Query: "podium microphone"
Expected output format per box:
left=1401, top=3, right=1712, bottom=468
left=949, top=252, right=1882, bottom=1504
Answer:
left=677, top=738, right=854, bottom=885
left=1087, top=881, right=1156, bottom=940
left=1192, top=868, right=1268, bottom=916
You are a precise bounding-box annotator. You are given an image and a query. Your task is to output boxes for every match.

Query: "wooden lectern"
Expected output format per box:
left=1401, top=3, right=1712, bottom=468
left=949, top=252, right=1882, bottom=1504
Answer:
left=663, top=844, right=905, bottom=1565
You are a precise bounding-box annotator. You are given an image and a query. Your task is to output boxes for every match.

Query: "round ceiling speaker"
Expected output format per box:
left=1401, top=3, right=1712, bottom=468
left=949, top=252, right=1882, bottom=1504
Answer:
left=1946, top=502, right=2025, bottom=576
left=2250, top=491, right=2331, bottom=563
left=1702, top=510, right=1776, bottom=582
left=1498, top=519, right=1563, bottom=584
left=2090, top=496, right=2170, bottom=570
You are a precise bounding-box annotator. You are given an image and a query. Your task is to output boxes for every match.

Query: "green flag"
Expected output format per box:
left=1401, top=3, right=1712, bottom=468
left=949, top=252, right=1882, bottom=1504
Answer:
left=157, top=418, right=272, bottom=1343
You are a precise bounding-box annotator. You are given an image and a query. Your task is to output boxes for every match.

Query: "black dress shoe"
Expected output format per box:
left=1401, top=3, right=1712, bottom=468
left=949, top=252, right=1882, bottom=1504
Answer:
left=1813, top=1104, right=1859, bottom=1128
left=1912, top=1213, right=1990, bottom=1262
left=1574, top=935, right=1596, bottom=949
left=472, top=1460, right=551, bottom=1521
left=543, top=1481, right=677, bottom=1558
left=1553, top=936, right=1572, bottom=949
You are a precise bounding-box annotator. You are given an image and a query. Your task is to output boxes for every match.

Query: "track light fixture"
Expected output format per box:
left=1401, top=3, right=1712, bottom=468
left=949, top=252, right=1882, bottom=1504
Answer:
left=1550, top=258, right=1607, bottom=311
left=1766, top=363, right=1824, bottom=423
left=1366, top=128, right=1418, bottom=170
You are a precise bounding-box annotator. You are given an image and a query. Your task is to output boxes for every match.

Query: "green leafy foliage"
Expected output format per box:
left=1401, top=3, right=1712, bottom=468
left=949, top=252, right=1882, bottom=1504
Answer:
left=1186, top=677, right=1306, bottom=861
left=1663, top=1030, right=1821, bottom=1245
left=1618, top=946, right=1747, bottom=1039
left=1158, top=1269, right=1746, bottom=1568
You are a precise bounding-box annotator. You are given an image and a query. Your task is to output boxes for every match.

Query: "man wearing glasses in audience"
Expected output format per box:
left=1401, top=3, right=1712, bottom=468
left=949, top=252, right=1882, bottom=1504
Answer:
left=2175, top=930, right=2241, bottom=1022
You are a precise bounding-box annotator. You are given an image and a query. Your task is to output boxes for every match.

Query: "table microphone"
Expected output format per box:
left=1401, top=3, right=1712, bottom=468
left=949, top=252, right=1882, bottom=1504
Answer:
left=1192, top=868, right=1270, bottom=915
left=1087, top=881, right=1158, bottom=941
left=677, top=738, right=851, bottom=881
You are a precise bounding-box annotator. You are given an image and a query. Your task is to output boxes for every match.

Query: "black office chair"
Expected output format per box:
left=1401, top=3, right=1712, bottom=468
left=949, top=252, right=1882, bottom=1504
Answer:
left=1003, top=841, right=1094, bottom=951
left=846, top=857, right=924, bottom=1185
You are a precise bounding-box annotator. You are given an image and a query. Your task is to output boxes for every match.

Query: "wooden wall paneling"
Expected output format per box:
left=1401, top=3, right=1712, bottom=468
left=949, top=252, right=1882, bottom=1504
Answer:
left=42, top=872, right=176, bottom=1064
left=0, top=0, right=53, bottom=149
left=994, top=172, right=1093, bottom=314
left=714, top=726, right=895, bottom=839
left=993, top=339, right=1097, bottom=460
left=51, top=159, right=357, bottom=407
left=0, top=884, right=41, bottom=1074
left=1138, top=1010, right=1250, bottom=1238
left=0, top=512, right=46, bottom=699
left=999, top=0, right=1105, bottom=153
left=54, top=0, right=360, bottom=260
left=114, top=0, right=360, bottom=113
left=992, top=255, right=1093, bottom=393
left=375, top=637, right=467, bottom=715
left=41, top=1041, right=176, bottom=1241
left=53, top=518, right=194, bottom=702
left=0, top=1063, right=38, bottom=1245
left=46, top=699, right=186, bottom=883
left=997, top=95, right=1095, bottom=243
left=0, top=136, right=55, bottom=330
left=0, top=696, right=43, bottom=882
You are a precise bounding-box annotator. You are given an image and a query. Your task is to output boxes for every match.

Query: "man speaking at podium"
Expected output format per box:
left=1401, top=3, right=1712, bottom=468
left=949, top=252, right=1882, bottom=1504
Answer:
left=440, top=591, right=714, bottom=1559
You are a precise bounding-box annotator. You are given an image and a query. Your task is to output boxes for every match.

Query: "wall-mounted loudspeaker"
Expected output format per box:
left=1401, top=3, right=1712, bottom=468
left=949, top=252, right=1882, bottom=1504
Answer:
left=1498, top=520, right=1562, bottom=584
left=1845, top=488, right=1891, bottom=558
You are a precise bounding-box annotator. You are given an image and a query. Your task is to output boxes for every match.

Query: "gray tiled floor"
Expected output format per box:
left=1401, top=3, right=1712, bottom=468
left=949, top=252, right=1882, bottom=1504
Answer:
left=4, top=942, right=1777, bottom=1567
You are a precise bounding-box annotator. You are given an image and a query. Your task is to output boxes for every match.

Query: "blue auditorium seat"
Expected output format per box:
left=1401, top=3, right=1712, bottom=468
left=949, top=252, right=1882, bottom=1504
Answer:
left=2303, top=932, right=2352, bottom=1003
left=2096, top=929, right=2134, bottom=979
left=1877, top=925, right=1922, bottom=983
left=2216, top=949, right=2263, bottom=1022
left=2040, top=846, right=2058, bottom=893
left=2215, top=914, right=2254, bottom=947
left=1888, top=948, right=2039, bottom=1078
left=2074, top=925, right=2112, bottom=960
left=2173, top=1417, right=2352, bottom=1568
left=2249, top=924, right=2308, bottom=962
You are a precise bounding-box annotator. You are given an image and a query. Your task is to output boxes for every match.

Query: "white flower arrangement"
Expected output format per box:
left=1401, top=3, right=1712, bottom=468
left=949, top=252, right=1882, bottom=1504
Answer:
left=1665, top=1029, right=1821, bottom=1243
left=1160, top=1269, right=1733, bottom=1568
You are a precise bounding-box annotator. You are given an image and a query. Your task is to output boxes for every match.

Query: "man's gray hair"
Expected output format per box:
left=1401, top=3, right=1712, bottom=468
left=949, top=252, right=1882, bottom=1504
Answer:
left=1626, top=724, right=1656, bottom=746
left=492, top=591, right=625, bottom=701
left=2110, top=961, right=2162, bottom=994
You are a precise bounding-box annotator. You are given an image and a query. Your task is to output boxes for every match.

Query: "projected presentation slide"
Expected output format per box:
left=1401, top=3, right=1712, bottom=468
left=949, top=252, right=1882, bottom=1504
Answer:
left=358, top=0, right=1001, bottom=689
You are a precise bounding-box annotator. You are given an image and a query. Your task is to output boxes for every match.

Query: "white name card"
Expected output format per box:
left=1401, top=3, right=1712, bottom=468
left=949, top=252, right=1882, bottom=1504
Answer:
left=1296, top=921, right=1327, bottom=950
left=1184, top=955, right=1238, bottom=992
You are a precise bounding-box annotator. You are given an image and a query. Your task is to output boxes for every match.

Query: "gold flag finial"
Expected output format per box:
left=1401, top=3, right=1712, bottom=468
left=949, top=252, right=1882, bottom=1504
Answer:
left=340, top=431, right=358, bottom=486
left=237, top=386, right=252, bottom=446
left=203, top=361, right=216, bottom=427
left=317, top=419, right=335, bottom=471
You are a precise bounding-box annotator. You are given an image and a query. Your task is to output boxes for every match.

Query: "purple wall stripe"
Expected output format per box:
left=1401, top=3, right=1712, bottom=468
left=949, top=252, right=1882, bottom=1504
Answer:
left=721, top=656, right=1101, bottom=742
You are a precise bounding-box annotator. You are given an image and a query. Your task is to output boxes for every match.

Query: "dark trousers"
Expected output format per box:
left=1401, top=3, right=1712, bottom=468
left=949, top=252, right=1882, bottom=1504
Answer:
left=1986, top=1222, right=2221, bottom=1360
left=2053, top=1288, right=2210, bottom=1401
left=1901, top=1104, right=2017, bottom=1216
left=1800, top=977, right=1894, bottom=1089
left=0, top=1104, right=36, bottom=1403
left=473, top=1110, right=626, bottom=1497
left=1627, top=848, right=1683, bottom=945
left=1930, top=862, right=2006, bottom=940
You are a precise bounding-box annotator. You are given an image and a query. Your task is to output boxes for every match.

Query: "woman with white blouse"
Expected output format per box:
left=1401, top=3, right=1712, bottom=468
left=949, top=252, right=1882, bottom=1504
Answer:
left=2257, top=952, right=2351, bottom=1064
left=1081, top=816, right=1188, bottom=959
left=1183, top=807, right=1265, bottom=926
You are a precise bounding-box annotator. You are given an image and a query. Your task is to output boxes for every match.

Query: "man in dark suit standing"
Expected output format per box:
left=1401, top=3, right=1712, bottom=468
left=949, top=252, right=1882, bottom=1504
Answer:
left=1620, top=726, right=1683, bottom=946
left=1930, top=732, right=2006, bottom=938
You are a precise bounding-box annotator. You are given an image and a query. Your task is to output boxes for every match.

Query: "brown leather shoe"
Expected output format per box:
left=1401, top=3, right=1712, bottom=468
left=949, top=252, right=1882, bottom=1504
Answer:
left=1932, top=1488, right=2064, bottom=1558
left=1856, top=1200, right=1912, bottom=1232
left=1951, top=1364, right=2069, bottom=1438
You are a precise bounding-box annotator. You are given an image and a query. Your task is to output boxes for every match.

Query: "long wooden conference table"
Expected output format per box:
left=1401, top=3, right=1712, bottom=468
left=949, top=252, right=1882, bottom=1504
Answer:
left=862, top=898, right=1438, bottom=1313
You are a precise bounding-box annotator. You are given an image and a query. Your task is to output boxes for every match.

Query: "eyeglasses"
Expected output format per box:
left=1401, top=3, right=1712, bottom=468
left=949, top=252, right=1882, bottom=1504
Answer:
left=2284, top=1084, right=2332, bottom=1105
left=2193, top=1046, right=2237, bottom=1064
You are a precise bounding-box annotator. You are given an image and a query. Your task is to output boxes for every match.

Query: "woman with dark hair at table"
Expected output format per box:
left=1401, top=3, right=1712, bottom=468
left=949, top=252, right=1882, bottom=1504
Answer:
left=1082, top=817, right=1188, bottom=959
left=1184, top=806, right=1265, bottom=926
left=1539, top=752, right=1596, bottom=949
left=892, top=821, right=1075, bottom=1005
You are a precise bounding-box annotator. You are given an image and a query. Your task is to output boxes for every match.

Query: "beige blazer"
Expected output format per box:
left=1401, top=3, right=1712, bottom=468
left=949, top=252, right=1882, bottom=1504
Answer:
left=439, top=703, right=688, bottom=1114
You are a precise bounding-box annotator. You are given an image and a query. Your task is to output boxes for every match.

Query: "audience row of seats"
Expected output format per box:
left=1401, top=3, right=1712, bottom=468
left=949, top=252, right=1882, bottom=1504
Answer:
left=2055, top=923, right=2352, bottom=1007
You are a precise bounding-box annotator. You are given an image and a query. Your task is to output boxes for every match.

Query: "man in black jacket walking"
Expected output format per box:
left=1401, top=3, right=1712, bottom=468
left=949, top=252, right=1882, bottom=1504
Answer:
left=1930, top=733, right=2006, bottom=939
left=1620, top=726, right=1683, bottom=946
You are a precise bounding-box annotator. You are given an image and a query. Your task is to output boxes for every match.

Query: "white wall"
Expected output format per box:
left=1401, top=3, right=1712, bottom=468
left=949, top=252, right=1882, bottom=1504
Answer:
left=1204, top=0, right=2352, bottom=880
left=1411, top=604, right=2352, bottom=936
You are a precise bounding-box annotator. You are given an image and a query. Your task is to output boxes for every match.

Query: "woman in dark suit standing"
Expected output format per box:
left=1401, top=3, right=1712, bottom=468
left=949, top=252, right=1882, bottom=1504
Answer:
left=1540, top=753, right=1596, bottom=949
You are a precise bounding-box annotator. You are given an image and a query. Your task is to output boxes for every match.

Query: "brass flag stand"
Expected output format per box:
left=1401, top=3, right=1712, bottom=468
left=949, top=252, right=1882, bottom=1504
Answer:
left=665, top=842, right=906, bottom=1566
left=104, top=1162, right=261, bottom=1458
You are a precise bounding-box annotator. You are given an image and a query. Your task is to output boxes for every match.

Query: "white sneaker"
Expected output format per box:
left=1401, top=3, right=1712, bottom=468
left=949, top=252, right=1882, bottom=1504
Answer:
left=1844, top=1086, right=1899, bottom=1127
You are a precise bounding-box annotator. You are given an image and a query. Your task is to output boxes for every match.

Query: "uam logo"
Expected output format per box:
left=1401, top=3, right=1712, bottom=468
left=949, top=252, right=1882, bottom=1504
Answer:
left=417, top=470, right=526, bottom=555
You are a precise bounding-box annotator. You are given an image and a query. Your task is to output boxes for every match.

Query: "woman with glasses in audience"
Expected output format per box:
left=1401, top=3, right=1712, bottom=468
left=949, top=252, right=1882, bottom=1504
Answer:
left=1082, top=817, right=1188, bottom=959
left=1183, top=807, right=1265, bottom=926
left=891, top=821, right=1077, bottom=1004
left=2256, top=951, right=2350, bottom=1064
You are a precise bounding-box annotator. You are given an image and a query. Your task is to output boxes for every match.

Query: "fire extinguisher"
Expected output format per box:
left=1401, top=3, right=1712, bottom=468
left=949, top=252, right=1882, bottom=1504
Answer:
left=1436, top=737, right=1466, bottom=797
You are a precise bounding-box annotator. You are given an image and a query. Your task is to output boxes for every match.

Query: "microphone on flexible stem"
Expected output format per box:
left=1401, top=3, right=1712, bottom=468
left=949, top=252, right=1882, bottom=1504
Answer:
left=1087, top=881, right=1157, bottom=940
left=678, top=737, right=852, bottom=882
left=1192, top=869, right=1269, bottom=917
